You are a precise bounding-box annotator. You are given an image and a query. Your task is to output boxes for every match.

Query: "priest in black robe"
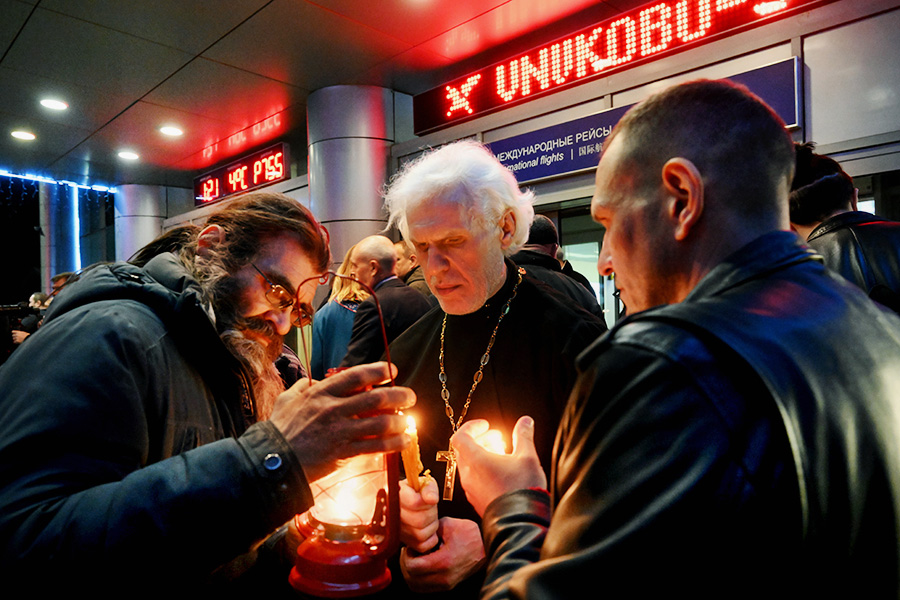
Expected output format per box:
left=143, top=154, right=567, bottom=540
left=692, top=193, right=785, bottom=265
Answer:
left=381, top=140, right=607, bottom=597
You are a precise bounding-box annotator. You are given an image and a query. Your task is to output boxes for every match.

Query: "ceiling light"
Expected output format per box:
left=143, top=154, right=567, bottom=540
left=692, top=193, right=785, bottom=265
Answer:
left=11, top=130, right=36, bottom=140
left=159, top=126, right=183, bottom=137
left=40, top=99, right=68, bottom=110
left=118, top=151, right=139, bottom=160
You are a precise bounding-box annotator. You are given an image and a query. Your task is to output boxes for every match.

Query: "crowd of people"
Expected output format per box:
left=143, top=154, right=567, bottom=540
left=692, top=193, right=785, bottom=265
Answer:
left=1, top=272, right=71, bottom=364
left=2, top=78, right=900, bottom=598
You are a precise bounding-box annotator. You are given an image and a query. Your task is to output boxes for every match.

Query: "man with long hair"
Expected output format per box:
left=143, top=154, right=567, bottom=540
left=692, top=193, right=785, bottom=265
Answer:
left=0, top=192, right=414, bottom=594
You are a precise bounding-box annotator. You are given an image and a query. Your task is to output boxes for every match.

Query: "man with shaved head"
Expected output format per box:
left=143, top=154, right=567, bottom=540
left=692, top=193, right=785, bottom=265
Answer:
left=340, top=234, right=432, bottom=367
left=451, top=80, right=900, bottom=597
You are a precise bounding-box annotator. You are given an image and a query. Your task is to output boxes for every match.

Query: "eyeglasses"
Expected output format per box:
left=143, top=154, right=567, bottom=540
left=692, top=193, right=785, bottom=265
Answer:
left=251, top=263, right=314, bottom=328
left=291, top=270, right=395, bottom=387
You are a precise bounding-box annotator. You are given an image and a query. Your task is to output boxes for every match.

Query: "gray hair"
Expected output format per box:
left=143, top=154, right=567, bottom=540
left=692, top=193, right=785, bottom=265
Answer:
left=384, top=140, right=535, bottom=255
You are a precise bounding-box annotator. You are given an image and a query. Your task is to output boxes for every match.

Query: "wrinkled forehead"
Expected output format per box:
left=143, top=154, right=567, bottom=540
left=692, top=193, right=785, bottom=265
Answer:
left=407, top=196, right=478, bottom=239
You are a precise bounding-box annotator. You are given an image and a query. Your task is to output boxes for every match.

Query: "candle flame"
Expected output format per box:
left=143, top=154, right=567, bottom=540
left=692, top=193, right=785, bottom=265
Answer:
left=477, top=429, right=507, bottom=455
left=406, top=415, right=417, bottom=434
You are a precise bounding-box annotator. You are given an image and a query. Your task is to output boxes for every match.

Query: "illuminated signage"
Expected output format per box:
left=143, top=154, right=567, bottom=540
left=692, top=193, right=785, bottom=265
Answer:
left=193, top=142, right=290, bottom=206
left=485, top=58, right=799, bottom=184
left=414, top=0, right=826, bottom=133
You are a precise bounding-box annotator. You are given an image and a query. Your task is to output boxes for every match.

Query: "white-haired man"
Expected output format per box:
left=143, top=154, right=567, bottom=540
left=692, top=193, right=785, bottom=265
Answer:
left=383, top=140, right=607, bottom=596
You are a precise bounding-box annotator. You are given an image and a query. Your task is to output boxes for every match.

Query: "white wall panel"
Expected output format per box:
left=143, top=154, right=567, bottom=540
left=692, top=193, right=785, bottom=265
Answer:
left=805, top=8, right=900, bottom=147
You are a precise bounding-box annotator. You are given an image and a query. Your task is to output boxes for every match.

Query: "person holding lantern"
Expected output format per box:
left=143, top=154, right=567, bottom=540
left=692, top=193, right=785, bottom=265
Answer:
left=383, top=140, right=607, bottom=597
left=451, top=80, right=900, bottom=597
left=0, top=192, right=415, bottom=595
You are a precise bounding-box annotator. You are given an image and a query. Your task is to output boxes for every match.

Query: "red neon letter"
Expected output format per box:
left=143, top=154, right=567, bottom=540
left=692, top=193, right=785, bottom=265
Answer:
left=575, top=27, right=605, bottom=77
left=676, top=0, right=712, bottom=41
left=550, top=39, right=575, bottom=85
left=446, top=74, right=482, bottom=116
left=253, top=160, right=263, bottom=185
left=606, top=17, right=637, bottom=66
left=640, top=3, right=673, bottom=57
left=496, top=62, right=520, bottom=102
left=717, top=0, right=748, bottom=10
left=519, top=48, right=551, bottom=96
left=270, top=152, right=284, bottom=180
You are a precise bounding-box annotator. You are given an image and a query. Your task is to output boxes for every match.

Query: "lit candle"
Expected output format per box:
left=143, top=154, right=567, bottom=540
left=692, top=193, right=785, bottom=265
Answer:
left=309, top=453, right=384, bottom=526
left=476, top=428, right=507, bottom=455
left=401, top=415, right=425, bottom=492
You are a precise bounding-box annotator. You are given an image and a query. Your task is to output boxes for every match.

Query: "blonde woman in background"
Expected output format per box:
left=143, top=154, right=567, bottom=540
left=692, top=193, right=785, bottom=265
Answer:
left=310, top=244, right=370, bottom=379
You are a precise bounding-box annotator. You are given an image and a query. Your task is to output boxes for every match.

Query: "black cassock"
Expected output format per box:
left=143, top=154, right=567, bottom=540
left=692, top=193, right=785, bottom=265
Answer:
left=388, top=259, right=607, bottom=524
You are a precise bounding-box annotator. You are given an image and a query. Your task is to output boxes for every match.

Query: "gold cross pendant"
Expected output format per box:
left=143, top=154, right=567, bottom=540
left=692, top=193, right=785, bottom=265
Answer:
left=436, top=445, right=457, bottom=501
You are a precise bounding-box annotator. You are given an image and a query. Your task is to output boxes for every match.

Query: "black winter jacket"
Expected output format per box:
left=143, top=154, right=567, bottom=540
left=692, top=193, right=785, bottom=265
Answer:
left=0, top=254, right=313, bottom=594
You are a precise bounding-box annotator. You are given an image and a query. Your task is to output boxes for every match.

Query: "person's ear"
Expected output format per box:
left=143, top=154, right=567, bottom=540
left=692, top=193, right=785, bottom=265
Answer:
left=661, top=158, right=704, bottom=242
left=197, top=224, right=226, bottom=256
left=498, top=210, right=516, bottom=250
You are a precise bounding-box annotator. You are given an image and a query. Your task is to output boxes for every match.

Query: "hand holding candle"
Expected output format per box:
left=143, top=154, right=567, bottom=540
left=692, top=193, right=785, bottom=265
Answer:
left=401, top=415, right=426, bottom=492
left=451, top=416, right=547, bottom=517
left=473, top=427, right=507, bottom=455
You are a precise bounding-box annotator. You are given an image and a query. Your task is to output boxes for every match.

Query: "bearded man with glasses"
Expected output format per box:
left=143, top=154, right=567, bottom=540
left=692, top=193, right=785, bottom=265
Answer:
left=0, top=192, right=415, bottom=595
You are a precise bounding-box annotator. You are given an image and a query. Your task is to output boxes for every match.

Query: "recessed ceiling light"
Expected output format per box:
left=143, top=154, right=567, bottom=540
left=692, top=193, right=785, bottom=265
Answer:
left=11, top=130, right=36, bottom=140
left=159, top=126, right=183, bottom=137
left=40, top=99, right=68, bottom=110
left=118, top=151, right=139, bottom=160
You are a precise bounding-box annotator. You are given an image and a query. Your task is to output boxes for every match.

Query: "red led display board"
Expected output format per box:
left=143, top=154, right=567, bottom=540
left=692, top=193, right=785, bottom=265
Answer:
left=414, top=0, right=828, bottom=134
left=194, top=142, right=290, bottom=206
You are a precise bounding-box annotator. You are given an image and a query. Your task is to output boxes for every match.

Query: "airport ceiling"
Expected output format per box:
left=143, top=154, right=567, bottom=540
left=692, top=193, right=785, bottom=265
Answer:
left=0, top=0, right=646, bottom=191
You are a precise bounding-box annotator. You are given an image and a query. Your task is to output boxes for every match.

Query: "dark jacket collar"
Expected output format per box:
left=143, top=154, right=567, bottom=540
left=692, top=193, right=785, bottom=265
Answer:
left=684, top=231, right=821, bottom=303
left=808, top=211, right=888, bottom=241
left=509, top=249, right=562, bottom=272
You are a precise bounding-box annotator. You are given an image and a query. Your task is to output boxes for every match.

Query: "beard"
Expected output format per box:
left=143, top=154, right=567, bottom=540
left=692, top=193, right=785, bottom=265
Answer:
left=194, top=257, right=286, bottom=421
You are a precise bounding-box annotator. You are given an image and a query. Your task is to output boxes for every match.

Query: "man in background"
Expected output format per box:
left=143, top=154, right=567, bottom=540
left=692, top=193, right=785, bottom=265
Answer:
left=510, top=214, right=602, bottom=318
left=394, top=239, right=433, bottom=301
left=790, top=141, right=900, bottom=312
left=341, top=234, right=432, bottom=367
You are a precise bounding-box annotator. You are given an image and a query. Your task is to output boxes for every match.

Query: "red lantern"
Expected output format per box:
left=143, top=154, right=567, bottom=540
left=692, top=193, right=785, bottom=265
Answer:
left=289, top=272, right=401, bottom=597
left=289, top=451, right=400, bottom=597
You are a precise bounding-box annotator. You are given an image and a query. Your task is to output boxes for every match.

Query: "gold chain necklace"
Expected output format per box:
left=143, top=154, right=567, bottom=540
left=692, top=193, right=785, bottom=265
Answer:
left=435, top=267, right=523, bottom=500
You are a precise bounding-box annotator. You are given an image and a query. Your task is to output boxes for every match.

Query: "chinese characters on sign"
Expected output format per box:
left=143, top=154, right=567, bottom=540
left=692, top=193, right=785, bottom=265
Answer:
left=486, top=58, right=798, bottom=183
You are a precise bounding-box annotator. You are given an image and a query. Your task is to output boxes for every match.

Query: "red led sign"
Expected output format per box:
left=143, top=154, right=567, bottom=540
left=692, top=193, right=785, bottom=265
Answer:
left=414, top=0, right=827, bottom=133
left=194, top=142, right=290, bottom=206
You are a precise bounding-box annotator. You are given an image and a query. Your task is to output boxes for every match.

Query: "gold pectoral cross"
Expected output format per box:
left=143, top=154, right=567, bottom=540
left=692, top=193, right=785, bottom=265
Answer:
left=436, top=445, right=457, bottom=501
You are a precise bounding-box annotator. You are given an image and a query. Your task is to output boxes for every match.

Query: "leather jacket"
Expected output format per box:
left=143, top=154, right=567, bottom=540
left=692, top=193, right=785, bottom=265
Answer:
left=480, top=232, right=900, bottom=598
left=806, top=211, right=900, bottom=312
left=509, top=250, right=605, bottom=320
